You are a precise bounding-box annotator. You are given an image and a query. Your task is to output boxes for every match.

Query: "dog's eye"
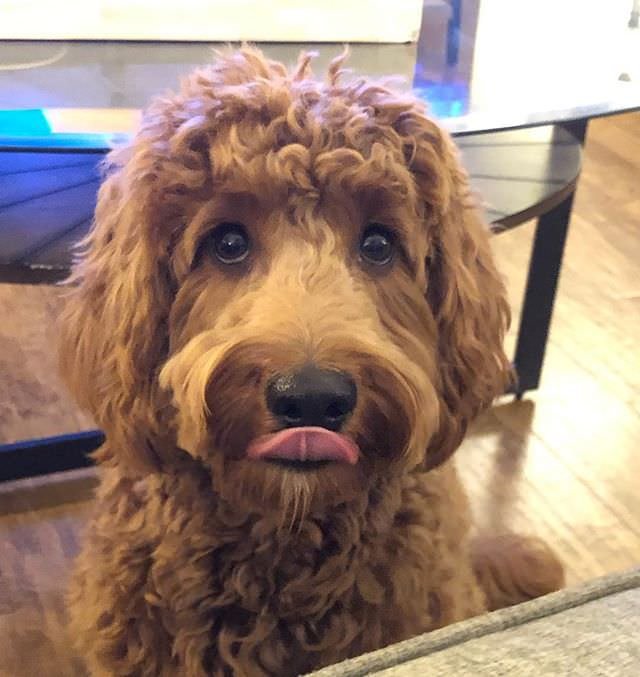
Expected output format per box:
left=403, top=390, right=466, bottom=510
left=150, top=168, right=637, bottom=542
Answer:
left=208, top=223, right=250, bottom=264
left=360, top=225, right=395, bottom=265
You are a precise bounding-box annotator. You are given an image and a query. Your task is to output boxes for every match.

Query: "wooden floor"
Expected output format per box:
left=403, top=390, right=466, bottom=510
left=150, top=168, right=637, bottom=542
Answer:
left=462, top=112, right=640, bottom=587
left=0, top=113, right=639, bottom=675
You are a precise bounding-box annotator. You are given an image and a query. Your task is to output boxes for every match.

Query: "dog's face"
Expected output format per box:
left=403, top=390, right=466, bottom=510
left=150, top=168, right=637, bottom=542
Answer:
left=60, top=49, right=510, bottom=519
left=157, top=114, right=439, bottom=513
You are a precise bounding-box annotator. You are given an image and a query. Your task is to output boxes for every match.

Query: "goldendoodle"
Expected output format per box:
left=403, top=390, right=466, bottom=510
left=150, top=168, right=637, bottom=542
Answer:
left=59, top=47, right=563, bottom=676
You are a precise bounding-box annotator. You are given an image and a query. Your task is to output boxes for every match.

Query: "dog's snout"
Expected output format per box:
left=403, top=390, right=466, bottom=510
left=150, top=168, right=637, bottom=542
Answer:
left=267, top=366, right=357, bottom=432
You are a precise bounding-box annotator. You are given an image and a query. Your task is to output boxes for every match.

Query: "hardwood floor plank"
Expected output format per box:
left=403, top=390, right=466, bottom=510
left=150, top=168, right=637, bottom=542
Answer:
left=0, top=284, right=94, bottom=444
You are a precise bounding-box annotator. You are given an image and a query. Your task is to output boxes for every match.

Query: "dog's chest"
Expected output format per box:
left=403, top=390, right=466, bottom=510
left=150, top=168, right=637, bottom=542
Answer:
left=96, top=469, right=461, bottom=675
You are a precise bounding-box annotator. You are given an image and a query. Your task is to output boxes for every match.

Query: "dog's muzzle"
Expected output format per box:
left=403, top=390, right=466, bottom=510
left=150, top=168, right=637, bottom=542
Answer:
left=246, top=365, right=360, bottom=469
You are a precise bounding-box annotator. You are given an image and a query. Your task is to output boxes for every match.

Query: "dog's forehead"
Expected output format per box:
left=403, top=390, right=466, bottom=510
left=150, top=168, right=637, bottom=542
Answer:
left=175, top=67, right=420, bottom=206
left=206, top=116, right=414, bottom=203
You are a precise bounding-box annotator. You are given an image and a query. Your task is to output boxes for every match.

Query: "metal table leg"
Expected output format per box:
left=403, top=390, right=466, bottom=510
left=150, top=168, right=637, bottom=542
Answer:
left=512, top=120, right=587, bottom=397
left=0, top=431, right=103, bottom=482
left=512, top=192, right=575, bottom=396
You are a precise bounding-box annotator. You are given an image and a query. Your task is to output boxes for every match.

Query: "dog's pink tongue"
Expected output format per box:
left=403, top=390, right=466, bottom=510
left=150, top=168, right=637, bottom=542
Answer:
left=247, top=427, right=359, bottom=465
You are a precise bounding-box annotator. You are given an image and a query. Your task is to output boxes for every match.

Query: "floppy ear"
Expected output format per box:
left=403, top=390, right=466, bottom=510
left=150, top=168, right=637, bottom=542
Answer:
left=400, top=113, right=512, bottom=469
left=58, top=149, right=175, bottom=474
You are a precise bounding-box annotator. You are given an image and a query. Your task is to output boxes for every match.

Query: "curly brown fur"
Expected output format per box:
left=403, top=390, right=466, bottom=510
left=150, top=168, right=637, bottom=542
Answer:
left=59, top=47, right=563, bottom=676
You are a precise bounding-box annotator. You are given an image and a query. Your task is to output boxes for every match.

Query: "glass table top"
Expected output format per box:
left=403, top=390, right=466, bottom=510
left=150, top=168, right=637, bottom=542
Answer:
left=0, top=0, right=639, bottom=150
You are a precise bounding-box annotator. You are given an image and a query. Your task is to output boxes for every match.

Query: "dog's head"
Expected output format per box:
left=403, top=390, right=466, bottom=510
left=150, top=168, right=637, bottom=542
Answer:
left=60, top=48, right=510, bottom=518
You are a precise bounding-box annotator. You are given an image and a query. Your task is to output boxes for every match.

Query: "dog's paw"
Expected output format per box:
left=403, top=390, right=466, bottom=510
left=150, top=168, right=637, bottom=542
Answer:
left=471, top=533, right=565, bottom=611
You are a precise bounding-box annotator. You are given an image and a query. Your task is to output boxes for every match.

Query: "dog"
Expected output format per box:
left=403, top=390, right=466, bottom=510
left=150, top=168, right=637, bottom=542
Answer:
left=59, top=47, right=564, bottom=676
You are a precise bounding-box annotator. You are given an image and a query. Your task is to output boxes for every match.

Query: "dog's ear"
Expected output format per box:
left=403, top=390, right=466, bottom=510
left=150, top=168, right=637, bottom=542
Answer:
left=59, top=151, right=175, bottom=474
left=400, top=113, right=512, bottom=469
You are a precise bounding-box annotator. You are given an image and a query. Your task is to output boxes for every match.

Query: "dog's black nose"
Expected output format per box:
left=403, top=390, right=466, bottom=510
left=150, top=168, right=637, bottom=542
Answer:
left=266, top=366, right=357, bottom=431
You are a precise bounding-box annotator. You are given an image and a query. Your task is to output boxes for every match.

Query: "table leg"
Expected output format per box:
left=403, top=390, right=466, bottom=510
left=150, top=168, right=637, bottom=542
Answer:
left=511, top=119, right=587, bottom=397
left=512, top=191, right=575, bottom=397
left=0, top=431, right=102, bottom=482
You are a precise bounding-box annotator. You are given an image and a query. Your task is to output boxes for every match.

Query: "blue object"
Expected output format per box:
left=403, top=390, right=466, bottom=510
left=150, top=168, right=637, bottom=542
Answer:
left=413, top=82, right=469, bottom=119
left=0, top=108, right=126, bottom=151
left=0, top=109, right=51, bottom=136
